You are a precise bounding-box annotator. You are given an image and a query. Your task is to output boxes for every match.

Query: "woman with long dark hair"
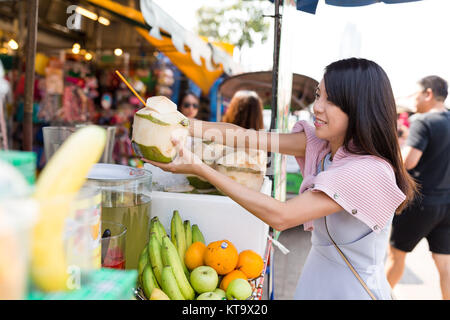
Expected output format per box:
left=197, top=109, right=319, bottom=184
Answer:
left=143, top=58, right=417, bottom=299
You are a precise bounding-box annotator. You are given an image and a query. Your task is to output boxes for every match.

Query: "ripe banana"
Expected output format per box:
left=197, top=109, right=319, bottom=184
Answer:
left=142, top=264, right=160, bottom=299
left=171, top=210, right=189, bottom=275
left=138, top=245, right=149, bottom=286
left=192, top=224, right=205, bottom=244
left=150, top=288, right=171, bottom=300
left=161, top=266, right=185, bottom=300
left=148, top=232, right=163, bottom=286
left=161, top=236, right=195, bottom=300
left=184, top=220, right=192, bottom=249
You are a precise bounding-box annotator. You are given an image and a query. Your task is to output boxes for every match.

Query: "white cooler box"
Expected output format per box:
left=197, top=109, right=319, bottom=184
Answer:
left=149, top=177, right=272, bottom=258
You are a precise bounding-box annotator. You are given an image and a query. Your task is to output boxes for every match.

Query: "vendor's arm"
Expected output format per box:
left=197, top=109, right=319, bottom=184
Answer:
left=198, top=164, right=343, bottom=231
left=143, top=144, right=342, bottom=232
left=189, top=119, right=306, bottom=157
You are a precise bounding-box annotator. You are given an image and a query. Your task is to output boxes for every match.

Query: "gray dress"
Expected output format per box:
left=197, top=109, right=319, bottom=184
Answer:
left=294, top=153, right=394, bottom=300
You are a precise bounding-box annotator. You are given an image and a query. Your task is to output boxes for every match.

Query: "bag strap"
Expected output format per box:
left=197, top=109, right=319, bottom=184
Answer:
left=321, top=157, right=377, bottom=300
left=324, top=216, right=377, bottom=300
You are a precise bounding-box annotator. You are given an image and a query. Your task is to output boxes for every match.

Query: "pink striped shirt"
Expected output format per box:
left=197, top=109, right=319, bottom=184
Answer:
left=292, top=120, right=406, bottom=233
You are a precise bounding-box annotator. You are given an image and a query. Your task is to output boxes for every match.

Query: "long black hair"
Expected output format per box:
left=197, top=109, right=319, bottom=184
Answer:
left=324, top=58, right=417, bottom=213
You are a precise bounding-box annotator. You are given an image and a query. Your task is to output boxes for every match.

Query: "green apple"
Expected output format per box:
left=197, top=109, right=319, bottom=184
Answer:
left=190, top=266, right=219, bottom=294
left=196, top=292, right=222, bottom=300
left=213, top=288, right=226, bottom=300
left=226, top=278, right=252, bottom=300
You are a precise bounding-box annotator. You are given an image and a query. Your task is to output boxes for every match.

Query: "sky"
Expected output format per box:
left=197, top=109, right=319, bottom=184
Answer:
left=153, top=0, right=450, bottom=102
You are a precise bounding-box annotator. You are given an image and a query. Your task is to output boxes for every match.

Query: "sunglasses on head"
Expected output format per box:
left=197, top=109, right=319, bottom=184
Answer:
left=182, top=102, right=199, bottom=109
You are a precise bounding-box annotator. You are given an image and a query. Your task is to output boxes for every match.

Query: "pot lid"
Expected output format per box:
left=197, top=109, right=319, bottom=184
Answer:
left=87, top=163, right=151, bottom=182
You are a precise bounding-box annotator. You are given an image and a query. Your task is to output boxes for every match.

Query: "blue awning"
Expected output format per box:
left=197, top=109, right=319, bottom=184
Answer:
left=294, top=0, right=423, bottom=14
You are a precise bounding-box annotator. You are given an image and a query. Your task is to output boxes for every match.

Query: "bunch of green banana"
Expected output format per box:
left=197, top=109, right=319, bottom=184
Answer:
left=184, top=220, right=192, bottom=249
left=148, top=232, right=163, bottom=285
left=138, top=245, right=149, bottom=285
left=161, top=235, right=195, bottom=300
left=141, top=264, right=160, bottom=299
left=161, top=266, right=185, bottom=300
left=149, top=216, right=167, bottom=245
left=140, top=213, right=197, bottom=300
left=139, top=216, right=165, bottom=299
left=170, top=210, right=190, bottom=276
left=192, top=224, right=205, bottom=244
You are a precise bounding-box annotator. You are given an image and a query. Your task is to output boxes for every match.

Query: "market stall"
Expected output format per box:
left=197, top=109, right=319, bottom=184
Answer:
left=1, top=113, right=274, bottom=300
left=0, top=0, right=269, bottom=298
left=1, top=0, right=240, bottom=167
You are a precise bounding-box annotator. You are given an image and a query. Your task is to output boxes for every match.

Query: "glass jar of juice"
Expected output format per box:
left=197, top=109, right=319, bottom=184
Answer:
left=85, top=164, right=152, bottom=270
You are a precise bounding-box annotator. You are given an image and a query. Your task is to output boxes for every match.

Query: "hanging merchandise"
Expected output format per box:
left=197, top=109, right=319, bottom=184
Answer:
left=35, top=53, right=50, bottom=77
left=38, top=60, right=64, bottom=123
left=98, top=93, right=114, bottom=126
left=129, top=78, right=145, bottom=105
left=135, top=67, right=153, bottom=99
left=153, top=55, right=175, bottom=98
left=155, top=68, right=174, bottom=97
left=54, top=59, right=97, bottom=124
left=112, top=123, right=133, bottom=166
left=101, top=93, right=112, bottom=110
left=84, top=76, right=99, bottom=100
left=59, top=85, right=96, bottom=124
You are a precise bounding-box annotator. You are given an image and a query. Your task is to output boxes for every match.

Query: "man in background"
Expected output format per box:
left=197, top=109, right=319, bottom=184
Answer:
left=386, top=75, right=450, bottom=300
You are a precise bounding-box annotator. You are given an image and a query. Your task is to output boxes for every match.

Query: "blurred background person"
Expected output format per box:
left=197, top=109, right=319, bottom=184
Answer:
left=178, top=90, right=200, bottom=119
left=222, top=90, right=264, bottom=130
left=397, top=111, right=411, bottom=148
left=386, top=75, right=450, bottom=300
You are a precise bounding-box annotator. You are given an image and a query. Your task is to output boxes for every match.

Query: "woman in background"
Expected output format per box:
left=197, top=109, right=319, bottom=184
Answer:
left=178, top=90, right=200, bottom=120
left=222, top=90, right=265, bottom=130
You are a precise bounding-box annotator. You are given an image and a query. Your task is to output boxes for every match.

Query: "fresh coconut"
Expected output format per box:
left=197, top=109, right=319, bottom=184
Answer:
left=185, top=139, right=227, bottom=189
left=132, top=96, right=189, bottom=163
left=215, top=149, right=267, bottom=191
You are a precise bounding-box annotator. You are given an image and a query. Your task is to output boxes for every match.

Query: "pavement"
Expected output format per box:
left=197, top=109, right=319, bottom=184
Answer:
left=262, top=224, right=443, bottom=300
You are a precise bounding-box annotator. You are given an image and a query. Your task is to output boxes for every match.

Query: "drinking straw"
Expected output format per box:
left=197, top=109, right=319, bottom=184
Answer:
left=115, top=70, right=146, bottom=106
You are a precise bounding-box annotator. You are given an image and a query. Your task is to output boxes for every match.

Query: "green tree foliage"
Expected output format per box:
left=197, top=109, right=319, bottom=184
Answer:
left=196, top=0, right=271, bottom=49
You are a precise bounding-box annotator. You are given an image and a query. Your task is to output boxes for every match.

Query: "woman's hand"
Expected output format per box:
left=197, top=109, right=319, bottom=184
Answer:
left=140, top=137, right=204, bottom=176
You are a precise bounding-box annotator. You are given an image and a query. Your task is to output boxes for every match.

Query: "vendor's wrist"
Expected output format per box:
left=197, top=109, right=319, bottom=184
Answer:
left=193, top=161, right=208, bottom=178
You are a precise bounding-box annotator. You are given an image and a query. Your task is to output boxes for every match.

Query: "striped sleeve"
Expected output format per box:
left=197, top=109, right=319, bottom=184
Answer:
left=311, top=156, right=406, bottom=233
left=291, top=120, right=329, bottom=232
left=291, top=120, right=328, bottom=179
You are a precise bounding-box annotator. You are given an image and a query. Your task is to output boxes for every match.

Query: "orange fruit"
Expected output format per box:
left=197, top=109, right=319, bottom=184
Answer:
left=220, top=269, right=247, bottom=291
left=184, top=241, right=207, bottom=270
left=236, top=250, right=264, bottom=279
left=204, top=240, right=238, bottom=275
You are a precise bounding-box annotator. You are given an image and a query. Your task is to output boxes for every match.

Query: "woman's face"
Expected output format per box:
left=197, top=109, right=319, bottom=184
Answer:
left=180, top=94, right=199, bottom=119
left=312, top=79, right=349, bottom=146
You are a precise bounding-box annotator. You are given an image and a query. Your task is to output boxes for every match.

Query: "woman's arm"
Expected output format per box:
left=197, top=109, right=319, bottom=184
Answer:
left=189, top=119, right=307, bottom=158
left=143, top=137, right=342, bottom=232
left=197, top=164, right=343, bottom=231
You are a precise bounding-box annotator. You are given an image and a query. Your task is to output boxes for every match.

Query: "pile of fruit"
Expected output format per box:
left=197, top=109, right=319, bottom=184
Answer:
left=137, top=210, right=265, bottom=300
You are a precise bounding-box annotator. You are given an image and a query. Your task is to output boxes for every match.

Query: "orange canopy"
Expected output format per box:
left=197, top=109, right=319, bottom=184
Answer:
left=86, top=0, right=236, bottom=94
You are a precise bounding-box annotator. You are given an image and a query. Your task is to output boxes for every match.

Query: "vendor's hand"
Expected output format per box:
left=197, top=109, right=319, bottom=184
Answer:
left=140, top=137, right=204, bottom=176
